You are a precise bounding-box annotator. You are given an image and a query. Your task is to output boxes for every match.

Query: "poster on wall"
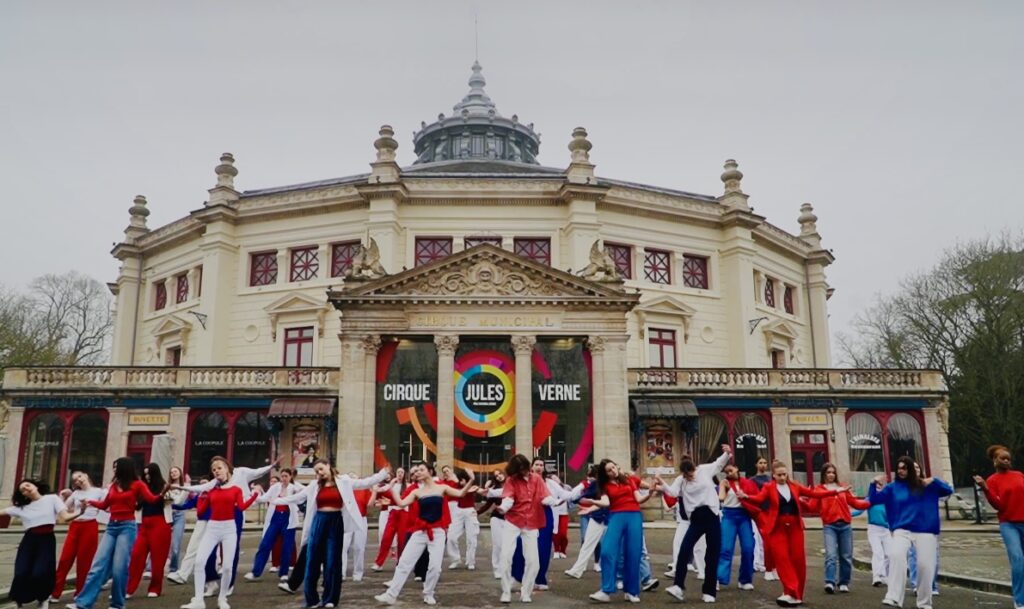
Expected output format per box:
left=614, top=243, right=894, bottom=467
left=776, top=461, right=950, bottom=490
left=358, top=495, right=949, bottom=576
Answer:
left=375, top=338, right=439, bottom=472
left=644, top=421, right=677, bottom=475
left=292, top=425, right=321, bottom=473
left=531, top=338, right=593, bottom=484
left=453, top=341, right=517, bottom=476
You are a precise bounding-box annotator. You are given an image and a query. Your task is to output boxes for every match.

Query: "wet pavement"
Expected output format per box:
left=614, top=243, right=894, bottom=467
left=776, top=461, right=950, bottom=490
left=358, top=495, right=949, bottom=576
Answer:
left=1, top=523, right=1015, bottom=608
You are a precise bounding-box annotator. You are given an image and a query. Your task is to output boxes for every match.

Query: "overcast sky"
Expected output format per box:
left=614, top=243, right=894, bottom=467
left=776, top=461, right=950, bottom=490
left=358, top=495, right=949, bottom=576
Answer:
left=2, top=2, right=1022, bottom=363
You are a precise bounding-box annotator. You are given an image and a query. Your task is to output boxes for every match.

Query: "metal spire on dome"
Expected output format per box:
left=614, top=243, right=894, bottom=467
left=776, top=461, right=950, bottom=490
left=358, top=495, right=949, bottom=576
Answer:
left=452, top=61, right=499, bottom=118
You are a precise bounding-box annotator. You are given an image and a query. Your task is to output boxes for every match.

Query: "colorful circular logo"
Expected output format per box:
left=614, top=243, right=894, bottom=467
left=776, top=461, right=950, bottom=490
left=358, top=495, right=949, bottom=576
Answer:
left=453, top=350, right=515, bottom=437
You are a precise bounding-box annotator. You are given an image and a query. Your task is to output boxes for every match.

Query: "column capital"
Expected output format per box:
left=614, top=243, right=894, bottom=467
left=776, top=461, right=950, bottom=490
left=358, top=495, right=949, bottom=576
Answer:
left=585, top=335, right=607, bottom=353
left=434, top=334, right=460, bottom=356
left=511, top=334, right=537, bottom=355
left=359, top=334, right=382, bottom=355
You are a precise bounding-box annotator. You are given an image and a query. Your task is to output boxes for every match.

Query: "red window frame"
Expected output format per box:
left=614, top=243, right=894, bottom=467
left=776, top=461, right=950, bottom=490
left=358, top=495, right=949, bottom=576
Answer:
left=290, top=246, right=319, bottom=282
left=464, top=236, right=503, bottom=249
left=250, top=251, right=278, bottom=286
left=415, top=237, right=453, bottom=267
left=648, top=328, right=677, bottom=368
left=783, top=286, right=794, bottom=314
left=16, top=409, right=110, bottom=491
left=764, top=278, right=776, bottom=308
left=695, top=410, right=775, bottom=469
left=175, top=274, right=189, bottom=304
left=283, top=326, right=315, bottom=367
left=330, top=241, right=360, bottom=278
left=513, top=238, right=551, bottom=265
left=184, top=409, right=276, bottom=480
left=644, top=249, right=671, bottom=284
left=682, top=255, right=709, bottom=289
left=154, top=282, right=167, bottom=310
left=844, top=410, right=930, bottom=477
left=605, top=243, right=632, bottom=279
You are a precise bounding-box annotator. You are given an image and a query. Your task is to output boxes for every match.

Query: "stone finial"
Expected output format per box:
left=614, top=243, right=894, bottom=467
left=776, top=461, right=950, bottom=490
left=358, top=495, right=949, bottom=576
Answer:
left=566, top=127, right=596, bottom=185
left=798, top=202, right=822, bottom=247
left=369, top=124, right=401, bottom=183
left=215, top=153, right=238, bottom=189
left=718, top=159, right=750, bottom=210
left=125, top=194, right=150, bottom=239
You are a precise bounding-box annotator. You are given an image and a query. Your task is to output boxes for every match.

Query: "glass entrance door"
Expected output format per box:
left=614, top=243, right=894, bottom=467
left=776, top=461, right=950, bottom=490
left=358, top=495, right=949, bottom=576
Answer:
left=789, top=431, right=829, bottom=487
left=127, top=432, right=157, bottom=474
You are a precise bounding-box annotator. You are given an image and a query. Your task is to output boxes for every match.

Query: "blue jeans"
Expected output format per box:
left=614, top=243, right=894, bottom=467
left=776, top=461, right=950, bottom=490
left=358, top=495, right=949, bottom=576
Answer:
left=169, top=509, right=186, bottom=572
left=600, top=511, right=643, bottom=595
left=616, top=537, right=652, bottom=583
left=908, top=543, right=940, bottom=592
left=1000, top=522, right=1024, bottom=607
left=305, top=511, right=344, bottom=607
left=823, top=521, right=853, bottom=585
left=252, top=510, right=296, bottom=577
left=718, top=507, right=755, bottom=585
left=74, top=520, right=137, bottom=609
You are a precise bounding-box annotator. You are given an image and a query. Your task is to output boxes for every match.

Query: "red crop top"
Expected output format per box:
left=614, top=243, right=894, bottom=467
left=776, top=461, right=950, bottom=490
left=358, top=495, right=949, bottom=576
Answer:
left=318, top=485, right=343, bottom=510
left=206, top=485, right=258, bottom=521
left=90, top=480, right=162, bottom=522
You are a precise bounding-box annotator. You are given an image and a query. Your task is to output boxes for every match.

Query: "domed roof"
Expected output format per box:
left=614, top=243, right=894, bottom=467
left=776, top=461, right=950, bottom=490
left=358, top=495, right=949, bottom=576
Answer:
left=412, top=62, right=541, bottom=165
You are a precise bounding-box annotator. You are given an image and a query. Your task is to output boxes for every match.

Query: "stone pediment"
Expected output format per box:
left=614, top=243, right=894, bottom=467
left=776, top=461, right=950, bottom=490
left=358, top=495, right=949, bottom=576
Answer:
left=264, top=292, right=329, bottom=339
left=328, top=244, right=638, bottom=309
left=151, top=314, right=192, bottom=349
left=763, top=319, right=799, bottom=351
left=636, top=294, right=698, bottom=343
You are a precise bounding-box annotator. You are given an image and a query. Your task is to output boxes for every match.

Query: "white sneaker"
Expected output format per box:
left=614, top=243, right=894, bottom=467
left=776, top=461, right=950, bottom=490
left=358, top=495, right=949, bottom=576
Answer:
left=217, top=600, right=230, bottom=609
left=616, top=581, right=623, bottom=590
left=147, top=592, right=159, bottom=598
left=65, top=604, right=81, bottom=609
left=374, top=592, right=396, bottom=605
left=739, top=583, right=754, bottom=590
left=696, top=573, right=705, bottom=580
left=764, top=571, right=779, bottom=581
left=881, top=599, right=900, bottom=608
left=665, top=585, right=684, bottom=601
left=625, top=593, right=640, bottom=603
left=203, top=581, right=219, bottom=597
left=594, top=564, right=601, bottom=573
left=167, top=572, right=186, bottom=585
left=277, top=582, right=294, bottom=594
left=664, top=570, right=675, bottom=578
left=143, top=571, right=152, bottom=579
left=371, top=564, right=383, bottom=572
left=535, top=584, right=548, bottom=591
left=449, top=560, right=462, bottom=570
left=838, top=584, right=850, bottom=593
left=180, top=599, right=206, bottom=609
left=269, top=566, right=278, bottom=573
left=353, top=575, right=363, bottom=582
left=243, top=573, right=257, bottom=582
left=777, top=595, right=795, bottom=606
left=564, top=570, right=582, bottom=579
left=467, top=564, right=476, bottom=571
left=588, top=591, right=610, bottom=602
left=423, top=597, right=437, bottom=606
left=324, top=604, right=335, bottom=608
left=520, top=595, right=532, bottom=603
left=701, top=594, right=716, bottom=603
left=500, top=592, right=511, bottom=603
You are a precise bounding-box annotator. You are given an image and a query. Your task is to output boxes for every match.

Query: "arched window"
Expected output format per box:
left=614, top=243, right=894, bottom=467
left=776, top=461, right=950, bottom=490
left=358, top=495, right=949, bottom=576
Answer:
left=697, top=413, right=728, bottom=464
left=68, top=413, right=107, bottom=487
left=733, top=413, right=770, bottom=477
left=846, top=413, right=886, bottom=492
left=23, top=413, right=64, bottom=491
left=887, top=413, right=925, bottom=472
left=189, top=412, right=228, bottom=480
left=234, top=412, right=275, bottom=482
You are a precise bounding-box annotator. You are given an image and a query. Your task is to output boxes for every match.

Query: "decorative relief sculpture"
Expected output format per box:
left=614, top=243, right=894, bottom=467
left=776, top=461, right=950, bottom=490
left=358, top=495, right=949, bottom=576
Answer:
left=346, top=238, right=387, bottom=279
left=406, top=258, right=563, bottom=297
left=577, top=240, right=621, bottom=281
left=434, top=334, right=460, bottom=356
left=511, top=334, right=537, bottom=355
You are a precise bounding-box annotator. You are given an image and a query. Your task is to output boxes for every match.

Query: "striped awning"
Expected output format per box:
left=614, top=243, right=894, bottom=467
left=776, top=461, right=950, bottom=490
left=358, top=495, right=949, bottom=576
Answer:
left=268, top=398, right=335, bottom=418
left=630, top=398, right=698, bottom=419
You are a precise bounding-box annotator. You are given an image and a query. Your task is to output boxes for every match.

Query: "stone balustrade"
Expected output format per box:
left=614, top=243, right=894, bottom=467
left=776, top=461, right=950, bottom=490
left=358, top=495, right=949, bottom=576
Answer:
left=3, top=366, right=339, bottom=391
left=629, top=367, right=946, bottom=392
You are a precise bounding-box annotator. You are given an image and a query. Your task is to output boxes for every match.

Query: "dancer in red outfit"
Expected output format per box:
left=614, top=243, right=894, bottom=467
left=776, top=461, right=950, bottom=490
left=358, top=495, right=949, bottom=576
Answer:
left=51, top=471, right=106, bottom=602
left=372, top=468, right=409, bottom=570
left=127, top=463, right=173, bottom=598
left=737, top=460, right=847, bottom=607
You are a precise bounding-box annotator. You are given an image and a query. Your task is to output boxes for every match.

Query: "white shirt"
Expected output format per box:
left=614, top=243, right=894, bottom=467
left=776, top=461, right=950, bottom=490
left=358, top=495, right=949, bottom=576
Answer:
left=664, top=452, right=730, bottom=517
left=4, top=495, right=64, bottom=529
left=546, top=479, right=572, bottom=517
left=256, top=481, right=305, bottom=530
left=720, top=481, right=742, bottom=509
left=776, top=482, right=793, bottom=502
left=67, top=488, right=108, bottom=522
left=181, top=464, right=275, bottom=501
left=275, top=470, right=389, bottom=546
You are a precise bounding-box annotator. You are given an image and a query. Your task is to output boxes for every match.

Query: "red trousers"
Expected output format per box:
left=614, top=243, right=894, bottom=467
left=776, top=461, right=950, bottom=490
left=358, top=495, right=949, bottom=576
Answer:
left=755, top=515, right=775, bottom=572
left=374, top=509, right=407, bottom=566
left=271, top=534, right=297, bottom=567
left=767, top=515, right=807, bottom=600
left=553, top=515, right=570, bottom=554
left=53, top=519, right=99, bottom=598
left=128, top=515, right=172, bottom=596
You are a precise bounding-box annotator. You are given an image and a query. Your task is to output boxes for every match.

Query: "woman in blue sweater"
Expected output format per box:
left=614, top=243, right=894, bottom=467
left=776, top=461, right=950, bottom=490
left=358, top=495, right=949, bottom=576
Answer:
left=868, top=456, right=952, bottom=609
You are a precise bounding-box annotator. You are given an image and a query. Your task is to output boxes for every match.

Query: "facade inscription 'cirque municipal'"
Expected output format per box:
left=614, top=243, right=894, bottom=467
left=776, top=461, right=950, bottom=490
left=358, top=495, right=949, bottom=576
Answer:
left=408, top=313, right=562, bottom=331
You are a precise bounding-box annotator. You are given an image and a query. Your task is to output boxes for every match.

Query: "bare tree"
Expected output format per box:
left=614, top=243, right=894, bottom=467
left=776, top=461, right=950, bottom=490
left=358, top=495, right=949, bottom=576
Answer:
left=29, top=271, right=113, bottom=365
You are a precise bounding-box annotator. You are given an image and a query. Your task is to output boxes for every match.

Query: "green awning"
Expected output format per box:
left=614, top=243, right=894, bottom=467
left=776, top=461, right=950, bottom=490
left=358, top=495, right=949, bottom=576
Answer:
left=631, top=398, right=698, bottom=419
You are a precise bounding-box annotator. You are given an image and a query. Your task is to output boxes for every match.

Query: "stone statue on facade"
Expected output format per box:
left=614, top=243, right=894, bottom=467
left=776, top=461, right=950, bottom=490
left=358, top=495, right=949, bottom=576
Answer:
left=577, top=240, right=621, bottom=281
left=346, top=238, right=387, bottom=279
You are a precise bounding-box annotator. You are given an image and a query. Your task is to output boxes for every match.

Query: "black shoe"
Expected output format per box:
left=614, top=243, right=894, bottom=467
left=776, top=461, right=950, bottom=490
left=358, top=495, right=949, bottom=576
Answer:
left=642, top=579, right=660, bottom=592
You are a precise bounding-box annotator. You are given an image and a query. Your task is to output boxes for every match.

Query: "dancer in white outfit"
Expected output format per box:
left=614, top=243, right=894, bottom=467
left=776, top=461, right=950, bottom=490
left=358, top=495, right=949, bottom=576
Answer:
left=445, top=467, right=480, bottom=570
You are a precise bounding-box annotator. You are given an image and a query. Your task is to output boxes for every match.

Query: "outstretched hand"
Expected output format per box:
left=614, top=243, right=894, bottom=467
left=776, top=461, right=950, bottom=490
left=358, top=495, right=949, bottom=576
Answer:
left=973, top=475, right=987, bottom=490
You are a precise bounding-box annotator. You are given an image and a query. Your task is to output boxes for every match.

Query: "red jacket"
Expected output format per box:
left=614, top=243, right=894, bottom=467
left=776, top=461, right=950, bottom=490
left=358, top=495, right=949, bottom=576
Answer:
left=724, top=477, right=762, bottom=518
left=984, top=470, right=1024, bottom=523
left=744, top=481, right=838, bottom=533
left=807, top=485, right=870, bottom=525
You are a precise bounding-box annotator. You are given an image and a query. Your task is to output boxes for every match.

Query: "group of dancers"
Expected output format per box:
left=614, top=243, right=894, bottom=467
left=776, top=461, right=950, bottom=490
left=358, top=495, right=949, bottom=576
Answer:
left=4, top=443, right=1024, bottom=609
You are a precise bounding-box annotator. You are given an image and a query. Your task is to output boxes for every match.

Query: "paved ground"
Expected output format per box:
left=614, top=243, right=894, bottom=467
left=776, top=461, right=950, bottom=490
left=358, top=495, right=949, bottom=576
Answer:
left=1, top=524, right=1015, bottom=608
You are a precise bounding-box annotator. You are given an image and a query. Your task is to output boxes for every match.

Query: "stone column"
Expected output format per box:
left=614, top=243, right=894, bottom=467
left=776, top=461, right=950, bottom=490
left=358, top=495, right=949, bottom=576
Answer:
left=105, top=407, right=128, bottom=476
left=337, top=334, right=379, bottom=473
left=805, top=262, right=832, bottom=367
left=770, top=407, right=790, bottom=465
left=434, top=335, right=459, bottom=467
left=922, top=404, right=953, bottom=481
left=110, top=254, right=143, bottom=365
left=831, top=407, right=851, bottom=474
left=0, top=404, right=25, bottom=500
left=169, top=405, right=190, bottom=470
left=511, top=335, right=537, bottom=456
left=589, top=335, right=631, bottom=468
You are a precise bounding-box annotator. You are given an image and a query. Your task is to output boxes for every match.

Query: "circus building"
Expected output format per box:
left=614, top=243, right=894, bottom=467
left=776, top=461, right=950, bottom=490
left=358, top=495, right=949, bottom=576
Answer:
left=0, top=63, right=950, bottom=501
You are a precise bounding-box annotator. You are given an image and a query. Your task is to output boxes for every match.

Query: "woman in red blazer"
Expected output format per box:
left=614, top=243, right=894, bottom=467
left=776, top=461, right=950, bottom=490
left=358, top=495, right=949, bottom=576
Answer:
left=737, top=460, right=847, bottom=607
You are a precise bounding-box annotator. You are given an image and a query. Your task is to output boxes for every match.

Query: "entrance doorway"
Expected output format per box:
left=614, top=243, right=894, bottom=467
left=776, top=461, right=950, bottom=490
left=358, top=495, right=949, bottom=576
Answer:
left=127, top=432, right=158, bottom=474
left=789, top=431, right=829, bottom=487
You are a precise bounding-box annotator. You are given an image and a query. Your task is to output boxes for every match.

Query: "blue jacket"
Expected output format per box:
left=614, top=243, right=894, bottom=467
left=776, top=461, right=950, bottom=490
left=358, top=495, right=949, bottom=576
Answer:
left=853, top=503, right=890, bottom=528
left=868, top=477, right=952, bottom=535
left=577, top=483, right=610, bottom=525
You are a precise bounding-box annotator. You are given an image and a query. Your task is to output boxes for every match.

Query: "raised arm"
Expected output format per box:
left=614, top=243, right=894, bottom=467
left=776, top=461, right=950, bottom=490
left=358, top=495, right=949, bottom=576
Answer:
left=177, top=479, right=217, bottom=494
left=273, top=482, right=314, bottom=506
left=351, top=468, right=390, bottom=491
left=926, top=477, right=954, bottom=498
